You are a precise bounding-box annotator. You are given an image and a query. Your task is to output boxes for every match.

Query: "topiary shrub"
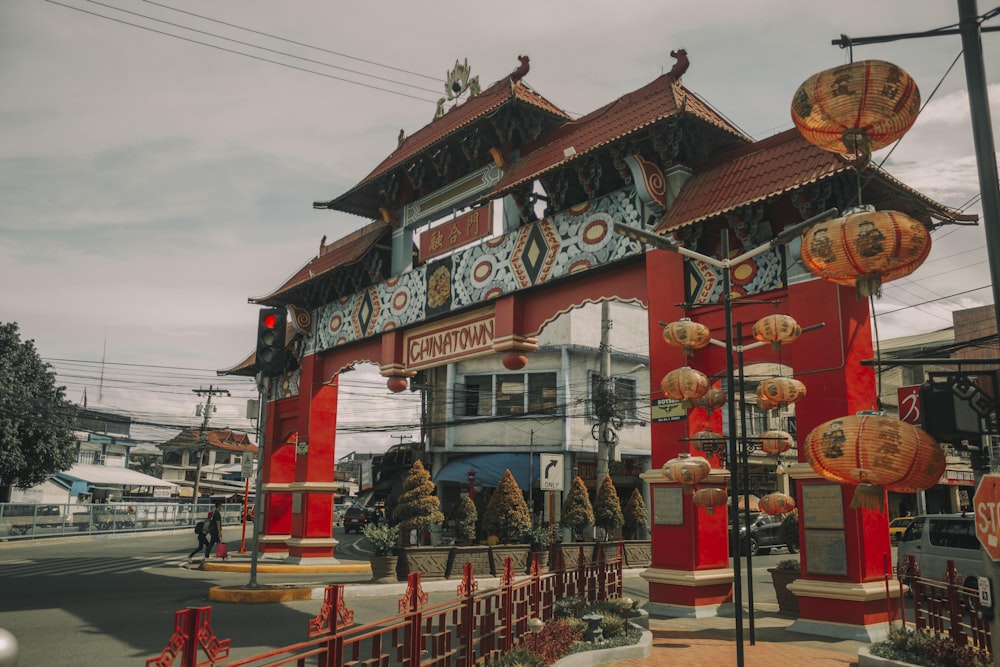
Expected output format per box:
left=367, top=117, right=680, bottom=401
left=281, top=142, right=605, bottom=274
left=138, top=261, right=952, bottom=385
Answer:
left=593, top=475, right=624, bottom=540
left=561, top=476, right=594, bottom=541
left=454, top=495, right=478, bottom=544
left=623, top=488, right=649, bottom=540
left=482, top=469, right=531, bottom=544
left=393, top=460, right=444, bottom=545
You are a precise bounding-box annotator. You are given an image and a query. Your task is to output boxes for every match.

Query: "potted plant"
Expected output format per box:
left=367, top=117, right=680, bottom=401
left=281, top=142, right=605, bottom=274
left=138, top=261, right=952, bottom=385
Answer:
left=483, top=469, right=532, bottom=574
left=768, top=557, right=800, bottom=616
left=362, top=523, right=400, bottom=583
left=446, top=495, right=490, bottom=578
left=393, top=460, right=448, bottom=580
left=523, top=525, right=552, bottom=572
left=558, top=476, right=596, bottom=567
left=622, top=488, right=651, bottom=567
left=593, top=475, right=624, bottom=541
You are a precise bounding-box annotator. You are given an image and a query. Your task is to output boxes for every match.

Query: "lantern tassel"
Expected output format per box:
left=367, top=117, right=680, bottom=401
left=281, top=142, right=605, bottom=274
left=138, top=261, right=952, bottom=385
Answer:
left=849, top=484, right=885, bottom=511
left=856, top=274, right=883, bottom=299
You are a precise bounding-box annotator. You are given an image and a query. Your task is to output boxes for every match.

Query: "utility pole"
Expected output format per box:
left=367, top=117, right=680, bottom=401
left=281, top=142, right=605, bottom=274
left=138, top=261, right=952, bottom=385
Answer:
left=191, top=385, right=230, bottom=504
left=596, top=301, right=614, bottom=484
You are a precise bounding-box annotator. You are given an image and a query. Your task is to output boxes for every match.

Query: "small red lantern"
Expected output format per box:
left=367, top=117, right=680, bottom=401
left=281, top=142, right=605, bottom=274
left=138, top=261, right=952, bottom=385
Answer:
left=386, top=376, right=408, bottom=393
left=791, top=60, right=921, bottom=159
left=690, top=387, right=726, bottom=415
left=800, top=206, right=931, bottom=299
left=752, top=314, right=802, bottom=351
left=661, top=366, right=710, bottom=405
left=803, top=412, right=945, bottom=510
left=691, top=430, right=725, bottom=456
left=662, top=318, right=711, bottom=357
left=758, top=493, right=796, bottom=516
left=758, top=430, right=794, bottom=455
left=693, top=487, right=728, bottom=514
left=502, top=352, right=528, bottom=370
left=756, top=377, right=806, bottom=408
left=662, top=453, right=711, bottom=493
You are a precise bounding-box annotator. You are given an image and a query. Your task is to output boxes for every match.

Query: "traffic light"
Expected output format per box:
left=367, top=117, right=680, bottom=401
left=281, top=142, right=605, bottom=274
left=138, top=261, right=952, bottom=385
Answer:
left=255, top=307, right=287, bottom=376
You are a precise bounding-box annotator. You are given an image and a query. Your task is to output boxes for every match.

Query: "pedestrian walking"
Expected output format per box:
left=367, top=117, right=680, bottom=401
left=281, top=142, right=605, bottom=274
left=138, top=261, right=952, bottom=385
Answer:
left=187, top=511, right=212, bottom=561
left=205, top=502, right=223, bottom=558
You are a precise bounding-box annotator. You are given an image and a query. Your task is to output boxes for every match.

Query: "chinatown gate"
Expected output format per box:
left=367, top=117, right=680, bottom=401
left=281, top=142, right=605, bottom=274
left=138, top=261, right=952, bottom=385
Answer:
left=237, top=54, right=966, bottom=641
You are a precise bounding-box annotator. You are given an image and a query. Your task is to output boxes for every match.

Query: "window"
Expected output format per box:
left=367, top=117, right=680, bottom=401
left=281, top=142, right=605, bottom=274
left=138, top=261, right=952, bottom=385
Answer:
left=455, top=372, right=557, bottom=417
left=455, top=375, right=493, bottom=417
left=589, top=373, right=637, bottom=421
left=528, top=373, right=558, bottom=414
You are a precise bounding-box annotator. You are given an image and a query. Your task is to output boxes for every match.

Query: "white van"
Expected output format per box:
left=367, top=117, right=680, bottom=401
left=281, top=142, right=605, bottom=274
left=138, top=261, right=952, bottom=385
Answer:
left=896, top=513, right=984, bottom=589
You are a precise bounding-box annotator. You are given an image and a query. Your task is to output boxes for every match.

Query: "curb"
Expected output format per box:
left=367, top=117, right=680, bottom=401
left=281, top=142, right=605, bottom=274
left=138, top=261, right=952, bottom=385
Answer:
left=201, top=560, right=372, bottom=575
left=209, top=584, right=321, bottom=604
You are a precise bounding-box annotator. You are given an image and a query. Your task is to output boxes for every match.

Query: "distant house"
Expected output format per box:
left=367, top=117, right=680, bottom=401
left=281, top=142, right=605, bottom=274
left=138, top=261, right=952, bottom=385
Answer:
left=158, top=429, right=257, bottom=500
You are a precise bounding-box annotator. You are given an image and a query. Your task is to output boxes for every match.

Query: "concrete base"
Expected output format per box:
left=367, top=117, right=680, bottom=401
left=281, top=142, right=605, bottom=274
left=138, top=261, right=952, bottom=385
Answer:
left=787, top=618, right=890, bottom=643
left=550, top=626, right=652, bottom=667
left=643, top=601, right=734, bottom=619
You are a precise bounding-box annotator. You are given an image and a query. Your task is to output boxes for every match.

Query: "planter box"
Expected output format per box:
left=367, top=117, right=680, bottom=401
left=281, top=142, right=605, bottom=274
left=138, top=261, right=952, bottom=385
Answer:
left=622, top=540, right=651, bottom=567
left=396, top=546, right=451, bottom=581
left=489, top=544, right=530, bottom=575
left=370, top=555, right=398, bottom=584
left=528, top=550, right=549, bottom=573
left=555, top=542, right=597, bottom=569
left=446, top=545, right=491, bottom=579
left=768, top=567, right=800, bottom=616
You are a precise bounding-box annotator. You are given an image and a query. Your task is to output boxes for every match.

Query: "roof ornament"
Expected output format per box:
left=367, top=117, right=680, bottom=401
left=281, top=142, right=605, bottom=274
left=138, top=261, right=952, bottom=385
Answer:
left=511, top=54, right=530, bottom=82
left=435, top=58, right=481, bottom=120
left=669, top=49, right=689, bottom=79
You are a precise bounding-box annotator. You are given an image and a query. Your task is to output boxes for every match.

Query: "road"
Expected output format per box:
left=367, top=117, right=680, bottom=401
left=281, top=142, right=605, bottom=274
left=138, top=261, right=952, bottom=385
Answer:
left=0, top=531, right=900, bottom=666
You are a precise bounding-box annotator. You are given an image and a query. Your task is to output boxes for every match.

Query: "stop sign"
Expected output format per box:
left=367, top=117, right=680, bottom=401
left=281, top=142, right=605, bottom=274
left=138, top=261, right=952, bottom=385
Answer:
left=974, top=475, right=1000, bottom=561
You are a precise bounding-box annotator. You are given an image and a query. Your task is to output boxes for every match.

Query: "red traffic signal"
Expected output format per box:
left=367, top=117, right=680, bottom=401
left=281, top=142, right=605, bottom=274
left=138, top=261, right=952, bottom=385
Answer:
left=255, top=307, right=287, bottom=376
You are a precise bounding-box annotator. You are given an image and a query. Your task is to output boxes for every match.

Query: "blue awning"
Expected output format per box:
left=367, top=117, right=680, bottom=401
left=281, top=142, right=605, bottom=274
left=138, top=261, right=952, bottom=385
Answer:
left=432, top=454, right=539, bottom=490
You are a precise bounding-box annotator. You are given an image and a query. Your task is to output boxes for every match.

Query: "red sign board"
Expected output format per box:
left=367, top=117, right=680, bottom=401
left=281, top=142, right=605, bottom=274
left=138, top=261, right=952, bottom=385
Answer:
left=897, top=384, right=922, bottom=425
left=973, top=475, right=1000, bottom=561
left=419, top=206, right=493, bottom=262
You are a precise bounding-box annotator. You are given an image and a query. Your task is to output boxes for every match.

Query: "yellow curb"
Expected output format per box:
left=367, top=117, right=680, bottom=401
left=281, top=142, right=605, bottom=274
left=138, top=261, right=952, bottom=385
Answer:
left=202, top=561, right=372, bottom=574
left=209, top=585, right=316, bottom=603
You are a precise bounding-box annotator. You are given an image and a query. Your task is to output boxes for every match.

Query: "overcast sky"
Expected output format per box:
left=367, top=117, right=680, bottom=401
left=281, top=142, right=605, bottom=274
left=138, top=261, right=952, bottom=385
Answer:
left=3, top=0, right=999, bottom=451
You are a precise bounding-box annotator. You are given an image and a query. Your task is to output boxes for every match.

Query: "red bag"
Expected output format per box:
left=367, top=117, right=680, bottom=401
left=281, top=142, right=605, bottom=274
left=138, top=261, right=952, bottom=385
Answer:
left=216, top=543, right=229, bottom=560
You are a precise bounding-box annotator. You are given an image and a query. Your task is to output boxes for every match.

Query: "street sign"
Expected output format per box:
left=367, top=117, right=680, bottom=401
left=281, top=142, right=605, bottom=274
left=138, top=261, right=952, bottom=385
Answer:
left=973, top=474, right=1000, bottom=560
left=539, top=454, right=564, bottom=491
left=897, top=385, right=922, bottom=425
left=651, top=398, right=686, bottom=423
left=241, top=453, right=254, bottom=478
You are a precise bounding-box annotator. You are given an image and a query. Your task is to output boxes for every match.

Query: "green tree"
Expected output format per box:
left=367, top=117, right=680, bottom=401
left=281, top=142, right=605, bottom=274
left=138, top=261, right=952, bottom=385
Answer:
left=0, top=323, right=77, bottom=502
left=561, top=476, right=594, bottom=541
left=393, top=459, right=444, bottom=544
left=593, top=475, right=624, bottom=540
left=623, top=488, right=649, bottom=540
left=129, top=452, right=163, bottom=479
left=454, top=495, right=478, bottom=544
left=482, top=469, right=531, bottom=544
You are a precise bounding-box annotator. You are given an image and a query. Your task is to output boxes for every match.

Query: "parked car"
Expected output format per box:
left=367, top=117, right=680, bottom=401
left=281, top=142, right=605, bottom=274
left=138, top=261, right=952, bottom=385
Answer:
left=896, top=513, right=983, bottom=590
left=342, top=506, right=369, bottom=534
left=736, top=513, right=798, bottom=556
left=888, top=515, right=914, bottom=544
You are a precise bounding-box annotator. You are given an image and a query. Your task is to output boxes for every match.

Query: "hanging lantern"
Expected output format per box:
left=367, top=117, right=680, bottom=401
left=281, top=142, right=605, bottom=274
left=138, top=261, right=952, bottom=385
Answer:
left=502, top=352, right=528, bottom=370
left=693, top=487, right=729, bottom=514
left=691, top=430, right=726, bottom=456
left=662, top=318, right=712, bottom=357
left=758, top=493, right=797, bottom=516
left=752, top=314, right=802, bottom=351
left=756, top=377, right=806, bottom=408
left=386, top=376, right=409, bottom=393
left=790, top=60, right=921, bottom=159
left=662, top=453, right=712, bottom=493
left=800, top=205, right=932, bottom=299
left=757, top=394, right=780, bottom=412
left=803, top=412, right=945, bottom=510
left=690, top=387, right=726, bottom=415
left=660, top=366, right=710, bottom=409
left=758, top=430, right=794, bottom=455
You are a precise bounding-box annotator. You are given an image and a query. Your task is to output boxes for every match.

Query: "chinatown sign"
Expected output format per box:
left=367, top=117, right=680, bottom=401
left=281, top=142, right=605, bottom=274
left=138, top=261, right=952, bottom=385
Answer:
left=419, top=205, right=493, bottom=262
left=404, top=308, right=495, bottom=371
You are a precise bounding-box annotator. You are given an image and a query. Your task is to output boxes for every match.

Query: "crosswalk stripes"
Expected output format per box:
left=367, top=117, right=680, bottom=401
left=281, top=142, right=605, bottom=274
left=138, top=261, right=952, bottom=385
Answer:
left=0, top=554, right=186, bottom=577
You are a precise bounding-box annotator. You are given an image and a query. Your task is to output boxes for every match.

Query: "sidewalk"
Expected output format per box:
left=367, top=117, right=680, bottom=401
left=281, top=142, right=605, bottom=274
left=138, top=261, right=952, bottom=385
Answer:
left=197, top=551, right=866, bottom=665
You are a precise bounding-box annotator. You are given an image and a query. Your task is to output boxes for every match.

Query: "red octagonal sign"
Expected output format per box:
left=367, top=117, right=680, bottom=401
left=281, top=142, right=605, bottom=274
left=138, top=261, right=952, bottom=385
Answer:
left=974, top=475, right=1000, bottom=561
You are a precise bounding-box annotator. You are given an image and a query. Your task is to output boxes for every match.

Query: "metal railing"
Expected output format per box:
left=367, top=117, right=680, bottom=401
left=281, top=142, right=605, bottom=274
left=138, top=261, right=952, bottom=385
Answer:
left=0, top=502, right=242, bottom=541
left=899, top=555, right=992, bottom=659
left=147, top=543, right=625, bottom=667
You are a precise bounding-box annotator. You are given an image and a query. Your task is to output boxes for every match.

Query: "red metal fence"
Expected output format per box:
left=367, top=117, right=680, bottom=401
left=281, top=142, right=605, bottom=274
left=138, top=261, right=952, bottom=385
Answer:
left=898, top=555, right=992, bottom=659
left=147, top=543, right=624, bottom=667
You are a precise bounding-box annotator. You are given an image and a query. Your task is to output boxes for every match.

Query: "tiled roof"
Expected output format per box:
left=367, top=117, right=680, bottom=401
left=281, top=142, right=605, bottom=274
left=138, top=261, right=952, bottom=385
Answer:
left=656, top=129, right=974, bottom=232
left=250, top=220, right=390, bottom=303
left=159, top=429, right=257, bottom=453
left=490, top=74, right=751, bottom=199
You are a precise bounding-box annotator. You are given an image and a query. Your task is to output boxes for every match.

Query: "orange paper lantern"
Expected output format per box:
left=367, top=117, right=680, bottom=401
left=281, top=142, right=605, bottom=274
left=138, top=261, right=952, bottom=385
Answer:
left=662, top=453, right=711, bottom=493
left=502, top=352, right=527, bottom=370
left=661, top=366, right=710, bottom=403
left=662, top=318, right=712, bottom=357
left=758, top=430, right=794, bottom=455
left=386, top=376, right=408, bottom=393
left=803, top=412, right=944, bottom=510
left=690, top=387, right=726, bottom=415
left=791, top=60, right=921, bottom=158
left=752, top=314, right=802, bottom=351
left=758, top=493, right=796, bottom=515
left=800, top=206, right=931, bottom=299
left=756, top=377, right=806, bottom=408
left=691, top=430, right=726, bottom=456
left=693, top=487, right=728, bottom=514
left=757, top=394, right=780, bottom=412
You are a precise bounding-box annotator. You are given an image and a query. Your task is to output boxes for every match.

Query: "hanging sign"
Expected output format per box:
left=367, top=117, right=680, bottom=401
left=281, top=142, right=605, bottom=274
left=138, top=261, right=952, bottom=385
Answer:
left=419, top=205, right=493, bottom=262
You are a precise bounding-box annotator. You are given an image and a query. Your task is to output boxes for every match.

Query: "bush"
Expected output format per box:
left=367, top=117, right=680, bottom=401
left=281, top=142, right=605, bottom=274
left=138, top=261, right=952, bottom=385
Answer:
left=531, top=619, right=582, bottom=665
left=482, top=469, right=532, bottom=543
left=393, top=460, right=444, bottom=542
left=623, top=488, right=648, bottom=539
left=779, top=510, right=799, bottom=550
left=869, top=626, right=991, bottom=667
left=775, top=558, right=800, bottom=572
left=493, top=647, right=546, bottom=667
left=454, top=496, right=478, bottom=544
left=598, top=611, right=626, bottom=638
left=361, top=523, right=399, bottom=556
left=553, top=595, right=588, bottom=619
left=593, top=475, right=624, bottom=540
left=523, top=525, right=552, bottom=551
left=561, top=476, right=594, bottom=540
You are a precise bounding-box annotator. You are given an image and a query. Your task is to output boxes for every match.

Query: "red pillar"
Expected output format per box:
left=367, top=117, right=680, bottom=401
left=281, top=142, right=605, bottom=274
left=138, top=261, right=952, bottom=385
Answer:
left=258, top=395, right=297, bottom=554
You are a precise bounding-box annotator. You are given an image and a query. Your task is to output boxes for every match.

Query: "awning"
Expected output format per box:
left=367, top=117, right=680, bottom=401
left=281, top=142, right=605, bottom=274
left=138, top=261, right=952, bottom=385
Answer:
left=53, top=464, right=178, bottom=488
left=432, top=454, right=539, bottom=491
